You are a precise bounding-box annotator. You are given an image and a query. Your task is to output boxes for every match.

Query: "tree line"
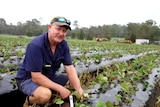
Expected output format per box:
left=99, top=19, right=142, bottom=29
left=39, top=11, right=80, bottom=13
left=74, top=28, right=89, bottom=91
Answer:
left=0, top=18, right=160, bottom=43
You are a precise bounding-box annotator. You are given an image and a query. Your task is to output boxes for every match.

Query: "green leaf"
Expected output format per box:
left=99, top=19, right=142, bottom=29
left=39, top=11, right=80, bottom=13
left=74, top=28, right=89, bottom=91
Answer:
left=55, top=99, right=64, bottom=105
left=71, top=91, right=78, bottom=96
left=96, top=101, right=106, bottom=107
left=105, top=101, right=114, bottom=107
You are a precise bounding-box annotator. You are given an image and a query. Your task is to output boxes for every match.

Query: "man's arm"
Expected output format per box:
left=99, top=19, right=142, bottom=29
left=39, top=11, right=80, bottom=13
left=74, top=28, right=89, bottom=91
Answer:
left=64, top=65, right=84, bottom=95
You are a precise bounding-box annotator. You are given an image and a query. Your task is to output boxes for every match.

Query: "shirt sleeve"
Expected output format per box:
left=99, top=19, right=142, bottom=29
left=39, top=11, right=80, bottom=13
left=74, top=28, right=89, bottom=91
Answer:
left=24, top=43, right=43, bottom=72
left=63, top=42, right=72, bottom=65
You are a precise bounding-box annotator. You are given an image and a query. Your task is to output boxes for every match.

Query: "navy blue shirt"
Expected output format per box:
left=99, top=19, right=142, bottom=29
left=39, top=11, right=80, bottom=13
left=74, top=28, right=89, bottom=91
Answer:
left=16, top=32, right=72, bottom=80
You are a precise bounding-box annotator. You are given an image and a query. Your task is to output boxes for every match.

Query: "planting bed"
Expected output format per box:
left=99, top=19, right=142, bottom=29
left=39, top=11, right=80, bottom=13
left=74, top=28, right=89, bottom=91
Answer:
left=0, top=35, right=160, bottom=107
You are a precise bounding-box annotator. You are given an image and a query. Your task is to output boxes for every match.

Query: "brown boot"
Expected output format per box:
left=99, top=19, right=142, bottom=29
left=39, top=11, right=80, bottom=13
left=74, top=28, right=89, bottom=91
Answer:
left=23, top=96, right=31, bottom=107
left=23, top=96, right=44, bottom=107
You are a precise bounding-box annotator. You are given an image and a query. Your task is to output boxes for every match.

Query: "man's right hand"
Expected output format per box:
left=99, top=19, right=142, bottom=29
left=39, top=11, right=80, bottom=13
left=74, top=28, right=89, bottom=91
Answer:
left=59, top=87, right=71, bottom=99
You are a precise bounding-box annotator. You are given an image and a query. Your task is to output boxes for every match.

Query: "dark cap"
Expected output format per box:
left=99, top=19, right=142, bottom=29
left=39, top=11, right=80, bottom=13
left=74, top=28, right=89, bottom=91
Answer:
left=50, top=16, right=71, bottom=30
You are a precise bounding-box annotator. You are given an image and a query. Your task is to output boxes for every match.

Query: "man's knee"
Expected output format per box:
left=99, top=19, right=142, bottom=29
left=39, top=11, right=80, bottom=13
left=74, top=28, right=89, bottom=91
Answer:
left=40, top=89, right=52, bottom=102
left=34, top=86, right=52, bottom=103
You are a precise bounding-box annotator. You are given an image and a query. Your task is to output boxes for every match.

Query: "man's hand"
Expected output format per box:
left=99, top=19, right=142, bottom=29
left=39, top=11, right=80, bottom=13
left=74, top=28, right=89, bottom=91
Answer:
left=78, top=88, right=84, bottom=95
left=59, top=87, right=71, bottom=99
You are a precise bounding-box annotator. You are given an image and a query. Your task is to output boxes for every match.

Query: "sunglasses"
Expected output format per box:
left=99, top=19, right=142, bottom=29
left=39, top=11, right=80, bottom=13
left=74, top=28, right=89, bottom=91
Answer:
left=56, top=17, right=71, bottom=25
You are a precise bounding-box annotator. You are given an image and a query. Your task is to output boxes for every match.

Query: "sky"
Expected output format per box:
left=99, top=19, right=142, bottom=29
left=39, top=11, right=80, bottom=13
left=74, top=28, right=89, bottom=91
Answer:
left=0, top=0, right=159, bottom=28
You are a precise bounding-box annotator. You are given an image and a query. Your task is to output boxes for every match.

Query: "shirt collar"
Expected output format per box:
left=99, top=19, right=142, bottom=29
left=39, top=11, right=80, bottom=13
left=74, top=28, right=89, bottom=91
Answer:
left=44, top=32, right=50, bottom=48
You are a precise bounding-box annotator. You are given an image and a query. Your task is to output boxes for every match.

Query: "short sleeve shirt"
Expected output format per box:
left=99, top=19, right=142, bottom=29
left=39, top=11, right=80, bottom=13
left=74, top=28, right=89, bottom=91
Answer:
left=15, top=32, right=72, bottom=79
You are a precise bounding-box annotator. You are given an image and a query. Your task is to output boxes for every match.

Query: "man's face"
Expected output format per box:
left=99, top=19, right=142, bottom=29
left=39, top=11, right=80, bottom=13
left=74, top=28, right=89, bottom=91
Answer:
left=48, top=24, right=68, bottom=44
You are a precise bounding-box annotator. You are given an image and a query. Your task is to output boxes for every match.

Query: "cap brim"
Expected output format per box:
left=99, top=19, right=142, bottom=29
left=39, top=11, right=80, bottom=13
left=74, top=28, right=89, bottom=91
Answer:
left=54, top=22, right=71, bottom=30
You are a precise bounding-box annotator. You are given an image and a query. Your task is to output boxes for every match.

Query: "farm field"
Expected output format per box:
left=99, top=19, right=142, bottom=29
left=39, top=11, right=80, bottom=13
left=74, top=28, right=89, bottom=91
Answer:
left=0, top=34, right=160, bottom=107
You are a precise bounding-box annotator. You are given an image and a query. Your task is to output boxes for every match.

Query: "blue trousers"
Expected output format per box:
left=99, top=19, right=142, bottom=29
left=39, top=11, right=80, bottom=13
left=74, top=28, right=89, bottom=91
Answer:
left=16, top=72, right=68, bottom=96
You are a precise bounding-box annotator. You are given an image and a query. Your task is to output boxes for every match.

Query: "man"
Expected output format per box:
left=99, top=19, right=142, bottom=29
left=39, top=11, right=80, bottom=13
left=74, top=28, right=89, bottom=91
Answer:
left=15, top=16, right=84, bottom=107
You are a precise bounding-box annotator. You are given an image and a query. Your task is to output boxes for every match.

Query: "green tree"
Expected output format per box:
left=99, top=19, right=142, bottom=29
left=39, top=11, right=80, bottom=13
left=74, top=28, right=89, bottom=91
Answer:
left=0, top=18, right=7, bottom=34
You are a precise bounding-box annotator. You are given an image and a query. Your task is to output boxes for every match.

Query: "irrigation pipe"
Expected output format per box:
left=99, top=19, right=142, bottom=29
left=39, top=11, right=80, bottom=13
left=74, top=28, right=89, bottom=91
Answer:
left=69, top=95, right=74, bottom=107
